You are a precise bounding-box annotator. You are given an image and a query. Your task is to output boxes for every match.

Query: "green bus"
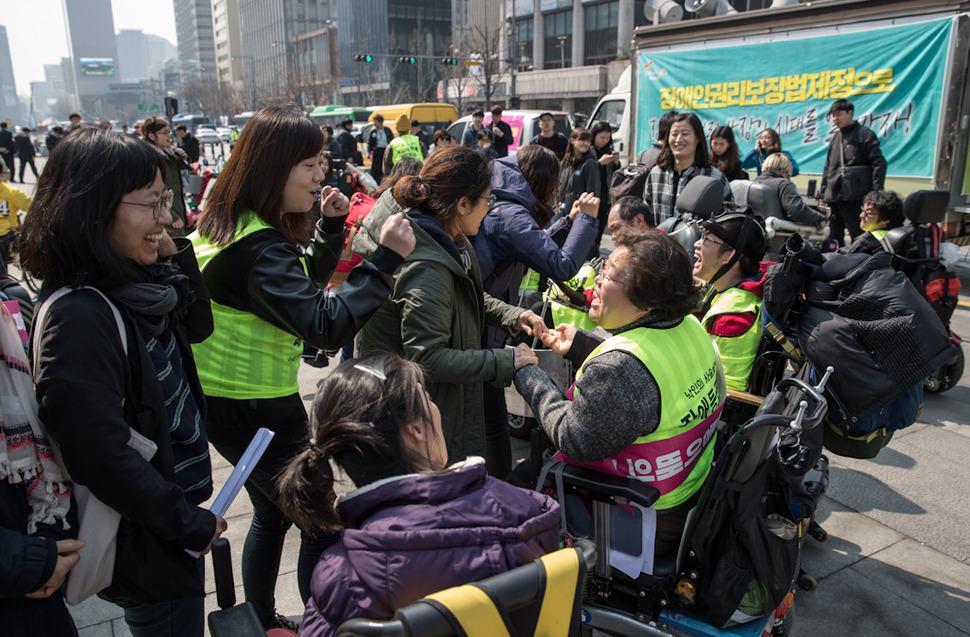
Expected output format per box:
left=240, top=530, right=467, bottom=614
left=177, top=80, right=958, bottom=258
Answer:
left=308, top=105, right=373, bottom=129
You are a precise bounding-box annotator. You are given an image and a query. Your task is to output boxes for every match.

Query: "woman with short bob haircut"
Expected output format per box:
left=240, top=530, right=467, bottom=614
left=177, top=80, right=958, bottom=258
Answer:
left=354, top=146, right=545, bottom=466
left=190, top=104, right=414, bottom=630
left=644, top=112, right=732, bottom=224
left=709, top=125, right=747, bottom=181
left=23, top=128, right=225, bottom=636
left=278, top=354, right=560, bottom=637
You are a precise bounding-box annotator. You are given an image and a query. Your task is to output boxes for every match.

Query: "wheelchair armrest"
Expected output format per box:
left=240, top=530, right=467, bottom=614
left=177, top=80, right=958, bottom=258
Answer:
left=545, top=462, right=660, bottom=509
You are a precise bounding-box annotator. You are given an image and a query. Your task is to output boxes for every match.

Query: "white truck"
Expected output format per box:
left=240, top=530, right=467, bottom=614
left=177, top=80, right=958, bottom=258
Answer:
left=588, top=0, right=970, bottom=242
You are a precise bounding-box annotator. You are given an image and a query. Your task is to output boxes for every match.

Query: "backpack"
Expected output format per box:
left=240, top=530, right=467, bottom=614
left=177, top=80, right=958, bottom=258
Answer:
left=609, top=163, right=651, bottom=202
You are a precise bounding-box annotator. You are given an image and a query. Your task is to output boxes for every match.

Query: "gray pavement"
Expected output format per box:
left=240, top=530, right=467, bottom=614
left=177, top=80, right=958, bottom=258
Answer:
left=12, top=153, right=961, bottom=636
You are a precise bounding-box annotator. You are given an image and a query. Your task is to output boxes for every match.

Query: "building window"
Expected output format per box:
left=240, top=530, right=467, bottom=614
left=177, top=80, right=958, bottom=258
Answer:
left=515, top=17, right=533, bottom=71
left=584, top=1, right=618, bottom=65
left=544, top=10, right=572, bottom=69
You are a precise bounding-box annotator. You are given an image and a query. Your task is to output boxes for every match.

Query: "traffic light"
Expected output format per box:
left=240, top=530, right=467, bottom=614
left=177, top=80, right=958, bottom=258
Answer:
left=354, top=54, right=373, bottom=62
left=441, top=57, right=459, bottom=65
left=399, top=56, right=417, bottom=65
left=164, top=96, right=178, bottom=117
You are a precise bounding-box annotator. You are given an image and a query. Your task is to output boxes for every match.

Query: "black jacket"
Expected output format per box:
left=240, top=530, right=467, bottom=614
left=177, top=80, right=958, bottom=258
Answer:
left=0, top=482, right=78, bottom=636
left=336, top=129, right=360, bottom=163
left=820, top=122, right=887, bottom=202
left=32, top=240, right=217, bottom=604
left=491, top=120, right=514, bottom=157
left=179, top=133, right=200, bottom=163
left=200, top=215, right=403, bottom=349
left=798, top=251, right=956, bottom=425
left=14, top=133, right=34, bottom=159
left=0, top=129, right=12, bottom=154
left=367, top=126, right=393, bottom=153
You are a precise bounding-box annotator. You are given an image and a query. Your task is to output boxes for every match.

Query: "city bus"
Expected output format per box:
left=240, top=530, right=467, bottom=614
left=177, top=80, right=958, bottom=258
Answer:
left=171, top=113, right=214, bottom=134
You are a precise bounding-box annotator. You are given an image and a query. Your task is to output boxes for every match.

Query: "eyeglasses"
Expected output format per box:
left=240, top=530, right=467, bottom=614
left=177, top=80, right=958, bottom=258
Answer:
left=700, top=233, right=726, bottom=248
left=860, top=207, right=879, bottom=218
left=121, top=189, right=174, bottom=220
left=480, top=193, right=497, bottom=208
left=599, top=269, right=626, bottom=285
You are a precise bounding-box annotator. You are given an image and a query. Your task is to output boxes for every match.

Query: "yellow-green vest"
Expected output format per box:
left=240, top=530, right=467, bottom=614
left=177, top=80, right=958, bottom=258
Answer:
left=545, top=262, right=597, bottom=331
left=701, top=287, right=762, bottom=392
left=389, top=134, right=423, bottom=165
left=870, top=228, right=889, bottom=241
left=190, top=215, right=304, bottom=399
left=568, top=316, right=722, bottom=510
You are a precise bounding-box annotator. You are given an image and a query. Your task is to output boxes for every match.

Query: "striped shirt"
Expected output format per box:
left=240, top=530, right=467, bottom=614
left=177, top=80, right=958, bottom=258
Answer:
left=643, top=165, right=733, bottom=226
left=146, top=330, right=212, bottom=505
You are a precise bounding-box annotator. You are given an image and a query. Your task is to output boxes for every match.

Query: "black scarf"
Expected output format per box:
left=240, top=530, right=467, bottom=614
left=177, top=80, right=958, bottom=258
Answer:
left=106, top=260, right=192, bottom=337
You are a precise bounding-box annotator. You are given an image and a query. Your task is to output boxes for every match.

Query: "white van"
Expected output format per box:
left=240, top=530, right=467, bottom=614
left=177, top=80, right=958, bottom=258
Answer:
left=447, top=110, right=573, bottom=152
left=587, top=67, right=632, bottom=166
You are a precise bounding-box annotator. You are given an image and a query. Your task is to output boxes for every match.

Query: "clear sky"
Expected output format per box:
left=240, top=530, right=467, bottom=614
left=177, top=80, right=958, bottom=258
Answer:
left=4, top=0, right=178, bottom=96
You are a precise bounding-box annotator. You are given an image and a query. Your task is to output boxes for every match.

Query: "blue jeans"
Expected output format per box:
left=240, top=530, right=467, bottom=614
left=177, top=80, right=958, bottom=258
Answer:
left=205, top=394, right=337, bottom=627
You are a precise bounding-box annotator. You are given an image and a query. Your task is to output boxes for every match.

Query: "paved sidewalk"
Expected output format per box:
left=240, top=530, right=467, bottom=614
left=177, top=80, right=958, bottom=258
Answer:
left=69, top=233, right=970, bottom=636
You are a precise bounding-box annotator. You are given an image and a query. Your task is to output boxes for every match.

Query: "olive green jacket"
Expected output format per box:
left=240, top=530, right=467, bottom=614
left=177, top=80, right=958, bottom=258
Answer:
left=354, top=191, right=523, bottom=461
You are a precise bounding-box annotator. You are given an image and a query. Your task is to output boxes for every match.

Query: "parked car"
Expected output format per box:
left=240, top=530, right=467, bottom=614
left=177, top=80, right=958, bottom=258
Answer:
left=196, top=127, right=221, bottom=145
left=447, top=110, right=573, bottom=153
left=216, top=126, right=233, bottom=143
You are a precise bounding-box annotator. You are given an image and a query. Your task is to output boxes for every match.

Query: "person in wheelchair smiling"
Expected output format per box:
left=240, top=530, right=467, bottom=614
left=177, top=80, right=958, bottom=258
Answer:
left=514, top=229, right=725, bottom=555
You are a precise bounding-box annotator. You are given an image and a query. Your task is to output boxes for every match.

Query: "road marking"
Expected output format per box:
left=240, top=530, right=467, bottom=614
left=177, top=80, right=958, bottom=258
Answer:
left=959, top=299, right=970, bottom=309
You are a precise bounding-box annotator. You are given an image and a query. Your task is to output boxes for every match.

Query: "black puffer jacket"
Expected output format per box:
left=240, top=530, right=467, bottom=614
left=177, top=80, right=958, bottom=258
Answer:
left=797, top=251, right=956, bottom=426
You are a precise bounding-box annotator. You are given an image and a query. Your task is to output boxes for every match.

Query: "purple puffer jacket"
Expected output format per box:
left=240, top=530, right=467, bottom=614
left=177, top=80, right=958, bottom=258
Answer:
left=299, top=458, right=561, bottom=637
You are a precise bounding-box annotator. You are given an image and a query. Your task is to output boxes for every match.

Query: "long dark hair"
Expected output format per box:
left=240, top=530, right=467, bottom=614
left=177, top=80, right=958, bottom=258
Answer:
left=277, top=355, right=436, bottom=534
left=656, top=113, right=710, bottom=171
left=20, top=128, right=163, bottom=289
left=561, top=128, right=593, bottom=168
left=392, top=146, right=490, bottom=233
left=516, top=144, right=559, bottom=227
left=710, top=125, right=741, bottom=176
left=195, top=104, right=323, bottom=246
left=589, top=120, right=614, bottom=155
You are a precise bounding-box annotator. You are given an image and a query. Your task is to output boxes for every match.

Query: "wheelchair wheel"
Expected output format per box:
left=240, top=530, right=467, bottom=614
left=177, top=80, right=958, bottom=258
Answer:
left=924, top=346, right=964, bottom=393
left=508, top=413, right=536, bottom=439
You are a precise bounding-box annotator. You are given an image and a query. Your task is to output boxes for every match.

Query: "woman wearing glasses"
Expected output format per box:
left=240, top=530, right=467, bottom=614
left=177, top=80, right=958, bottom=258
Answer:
left=22, top=128, right=226, bottom=636
left=354, top=146, right=546, bottom=467
left=189, top=105, right=414, bottom=631
left=515, top=229, right=723, bottom=557
left=140, top=116, right=192, bottom=236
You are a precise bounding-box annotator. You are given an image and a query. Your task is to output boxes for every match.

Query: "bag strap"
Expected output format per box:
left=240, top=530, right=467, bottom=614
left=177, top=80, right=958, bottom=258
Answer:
left=33, top=286, right=127, bottom=381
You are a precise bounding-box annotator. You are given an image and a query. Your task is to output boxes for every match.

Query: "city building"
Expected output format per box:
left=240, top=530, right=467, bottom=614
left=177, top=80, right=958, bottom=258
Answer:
left=62, top=0, right=119, bottom=117
left=174, top=0, right=218, bottom=82
left=213, top=0, right=244, bottom=87
left=237, top=0, right=335, bottom=108
left=0, top=25, right=20, bottom=120
left=116, top=30, right=177, bottom=84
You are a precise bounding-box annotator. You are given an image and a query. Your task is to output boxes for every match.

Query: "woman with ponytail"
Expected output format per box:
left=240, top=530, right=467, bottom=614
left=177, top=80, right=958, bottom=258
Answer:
left=354, top=146, right=546, bottom=469
left=278, top=355, right=560, bottom=637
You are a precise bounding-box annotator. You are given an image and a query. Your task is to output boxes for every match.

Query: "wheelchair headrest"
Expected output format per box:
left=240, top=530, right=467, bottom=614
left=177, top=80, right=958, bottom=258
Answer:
left=746, top=182, right=784, bottom=219
left=903, top=190, right=949, bottom=225
left=675, top=176, right=723, bottom=220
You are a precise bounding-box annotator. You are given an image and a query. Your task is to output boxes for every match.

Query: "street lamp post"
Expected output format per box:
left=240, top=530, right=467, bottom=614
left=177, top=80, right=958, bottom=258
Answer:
left=557, top=35, right=568, bottom=69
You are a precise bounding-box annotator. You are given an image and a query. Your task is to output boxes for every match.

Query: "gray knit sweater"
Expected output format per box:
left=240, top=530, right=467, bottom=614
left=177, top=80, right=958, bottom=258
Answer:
left=514, top=315, right=680, bottom=463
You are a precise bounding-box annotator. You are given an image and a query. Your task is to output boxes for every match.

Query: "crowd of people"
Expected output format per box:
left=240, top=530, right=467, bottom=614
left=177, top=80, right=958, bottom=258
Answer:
left=1, top=94, right=900, bottom=637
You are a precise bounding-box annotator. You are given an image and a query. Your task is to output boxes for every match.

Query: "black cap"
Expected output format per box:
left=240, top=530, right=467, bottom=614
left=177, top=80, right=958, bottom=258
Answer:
left=538, top=112, right=554, bottom=119
left=339, top=119, right=353, bottom=127
left=473, top=110, right=485, bottom=118
left=410, top=119, right=420, bottom=127
left=701, top=211, right=767, bottom=262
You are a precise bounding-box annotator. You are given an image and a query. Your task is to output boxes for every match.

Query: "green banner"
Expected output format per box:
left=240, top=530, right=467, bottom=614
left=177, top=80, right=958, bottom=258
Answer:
left=636, top=18, right=953, bottom=178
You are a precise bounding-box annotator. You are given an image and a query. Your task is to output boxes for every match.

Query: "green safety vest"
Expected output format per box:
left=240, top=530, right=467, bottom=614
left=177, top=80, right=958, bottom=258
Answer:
left=569, top=316, right=722, bottom=510
left=545, top=263, right=598, bottom=331
left=870, top=228, right=889, bottom=241
left=190, top=214, right=304, bottom=399
left=389, top=134, right=423, bottom=165
left=701, top=287, right=762, bottom=392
